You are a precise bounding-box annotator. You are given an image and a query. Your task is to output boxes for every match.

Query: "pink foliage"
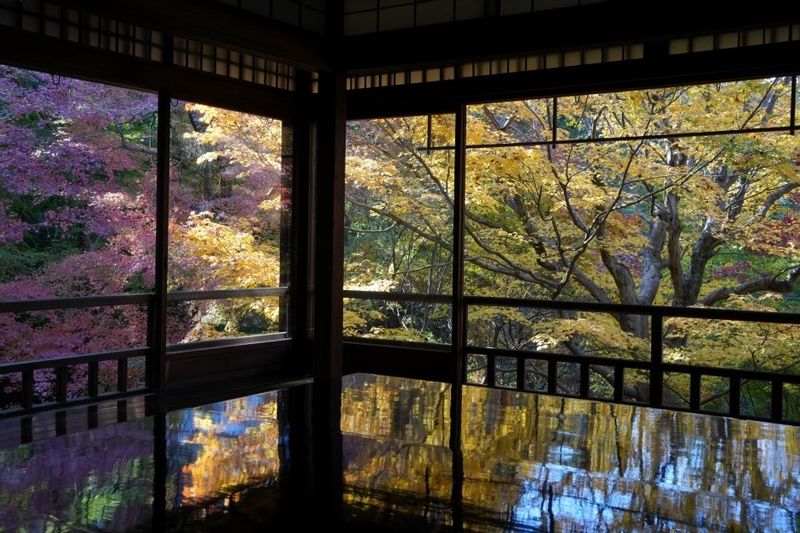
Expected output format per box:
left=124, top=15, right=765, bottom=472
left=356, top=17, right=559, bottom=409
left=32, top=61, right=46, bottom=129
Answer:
left=1, top=66, right=283, bottom=404
left=1, top=66, right=156, bottom=399
left=712, top=261, right=751, bottom=282
left=0, top=206, right=26, bottom=244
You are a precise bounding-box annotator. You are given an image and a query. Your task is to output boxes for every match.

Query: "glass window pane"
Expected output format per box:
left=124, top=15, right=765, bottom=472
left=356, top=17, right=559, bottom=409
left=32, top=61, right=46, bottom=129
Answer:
left=589, top=364, right=614, bottom=399
left=343, top=297, right=451, bottom=344
left=664, top=320, right=800, bottom=372
left=624, top=368, right=649, bottom=404
left=495, top=355, right=517, bottom=388
left=701, top=375, right=730, bottom=414
left=345, top=115, right=454, bottom=297
left=555, top=78, right=792, bottom=141
left=0, top=65, right=157, bottom=302
left=0, top=305, right=147, bottom=402
left=168, top=101, right=285, bottom=292
left=167, top=101, right=289, bottom=344
left=167, top=296, right=285, bottom=344
left=467, top=99, right=553, bottom=144
left=466, top=131, right=800, bottom=306
left=467, top=306, right=649, bottom=362
left=557, top=361, right=579, bottom=396
left=466, top=353, right=488, bottom=384
left=465, top=101, right=800, bottom=384
left=740, top=379, right=771, bottom=419
left=783, top=383, right=800, bottom=422
left=524, top=358, right=548, bottom=392
left=663, top=372, right=691, bottom=409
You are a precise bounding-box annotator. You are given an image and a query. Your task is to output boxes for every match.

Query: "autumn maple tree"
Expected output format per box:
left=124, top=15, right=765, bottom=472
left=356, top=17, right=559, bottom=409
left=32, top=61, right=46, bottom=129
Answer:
left=344, top=77, right=800, bottom=414
left=166, top=101, right=286, bottom=343
left=0, top=66, right=286, bottom=403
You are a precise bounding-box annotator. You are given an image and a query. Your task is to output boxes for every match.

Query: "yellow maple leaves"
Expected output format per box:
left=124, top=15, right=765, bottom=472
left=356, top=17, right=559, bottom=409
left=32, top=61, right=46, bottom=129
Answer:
left=170, top=214, right=279, bottom=290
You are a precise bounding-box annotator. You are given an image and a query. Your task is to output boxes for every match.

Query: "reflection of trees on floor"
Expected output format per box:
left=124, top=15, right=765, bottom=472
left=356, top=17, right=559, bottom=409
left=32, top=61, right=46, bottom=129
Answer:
left=166, top=392, right=281, bottom=511
left=1, top=375, right=796, bottom=531
left=342, top=374, right=800, bottom=531
left=0, top=418, right=155, bottom=532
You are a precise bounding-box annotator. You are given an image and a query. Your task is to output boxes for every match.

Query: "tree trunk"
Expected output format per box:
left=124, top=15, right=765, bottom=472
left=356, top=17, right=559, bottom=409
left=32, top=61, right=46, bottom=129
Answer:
left=674, top=218, right=720, bottom=306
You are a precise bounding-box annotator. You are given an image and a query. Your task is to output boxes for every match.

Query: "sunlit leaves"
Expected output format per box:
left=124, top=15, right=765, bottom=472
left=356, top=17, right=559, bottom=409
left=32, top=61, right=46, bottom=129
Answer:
left=167, top=102, right=285, bottom=342
left=346, top=77, right=800, bottom=408
left=169, top=213, right=279, bottom=290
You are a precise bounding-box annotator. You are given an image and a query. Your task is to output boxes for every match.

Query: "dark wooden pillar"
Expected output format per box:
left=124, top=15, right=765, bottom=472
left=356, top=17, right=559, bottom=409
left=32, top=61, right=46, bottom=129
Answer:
left=311, top=67, right=346, bottom=524
left=450, top=102, right=467, bottom=528
left=147, top=89, right=170, bottom=392
left=277, top=385, right=313, bottom=526
left=279, top=121, right=294, bottom=334
left=288, top=71, right=313, bottom=366
left=148, top=33, right=172, bottom=393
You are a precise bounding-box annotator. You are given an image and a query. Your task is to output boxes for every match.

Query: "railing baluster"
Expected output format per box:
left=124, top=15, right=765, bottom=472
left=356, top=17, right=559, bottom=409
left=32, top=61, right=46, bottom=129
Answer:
left=22, top=370, right=33, bottom=409
left=613, top=366, right=624, bottom=402
left=117, top=399, right=128, bottom=422
left=55, top=366, right=67, bottom=403
left=117, top=358, right=128, bottom=393
left=579, top=361, right=590, bottom=398
left=729, top=377, right=741, bottom=417
left=451, top=297, right=799, bottom=424
left=547, top=359, right=557, bottom=395
left=55, top=411, right=67, bottom=436
left=88, top=361, right=99, bottom=397
left=486, top=354, right=495, bottom=387
left=650, top=314, right=663, bottom=408
left=88, top=404, right=98, bottom=429
left=20, top=417, right=32, bottom=444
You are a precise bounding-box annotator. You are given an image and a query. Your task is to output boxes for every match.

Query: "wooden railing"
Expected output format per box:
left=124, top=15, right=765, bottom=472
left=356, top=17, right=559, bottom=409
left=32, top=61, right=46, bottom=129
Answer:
left=0, top=287, right=288, bottom=416
left=343, top=290, right=800, bottom=425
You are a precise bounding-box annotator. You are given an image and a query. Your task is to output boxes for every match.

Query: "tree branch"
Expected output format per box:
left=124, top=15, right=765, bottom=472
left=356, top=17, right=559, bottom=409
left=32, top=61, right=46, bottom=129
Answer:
left=700, top=265, right=800, bottom=306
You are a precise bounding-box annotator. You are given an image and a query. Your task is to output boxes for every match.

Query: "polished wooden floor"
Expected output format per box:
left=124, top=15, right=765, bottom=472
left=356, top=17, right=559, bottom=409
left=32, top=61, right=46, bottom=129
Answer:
left=0, top=374, right=797, bottom=531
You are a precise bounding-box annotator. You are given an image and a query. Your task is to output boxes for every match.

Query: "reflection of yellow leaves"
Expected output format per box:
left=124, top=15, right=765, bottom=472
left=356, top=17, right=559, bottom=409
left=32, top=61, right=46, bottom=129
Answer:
left=339, top=373, right=800, bottom=522
left=178, top=396, right=280, bottom=505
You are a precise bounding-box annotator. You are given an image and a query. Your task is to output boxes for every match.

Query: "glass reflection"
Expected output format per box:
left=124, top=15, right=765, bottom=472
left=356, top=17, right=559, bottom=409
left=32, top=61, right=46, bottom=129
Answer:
left=342, top=374, right=453, bottom=527
left=459, top=385, right=799, bottom=531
